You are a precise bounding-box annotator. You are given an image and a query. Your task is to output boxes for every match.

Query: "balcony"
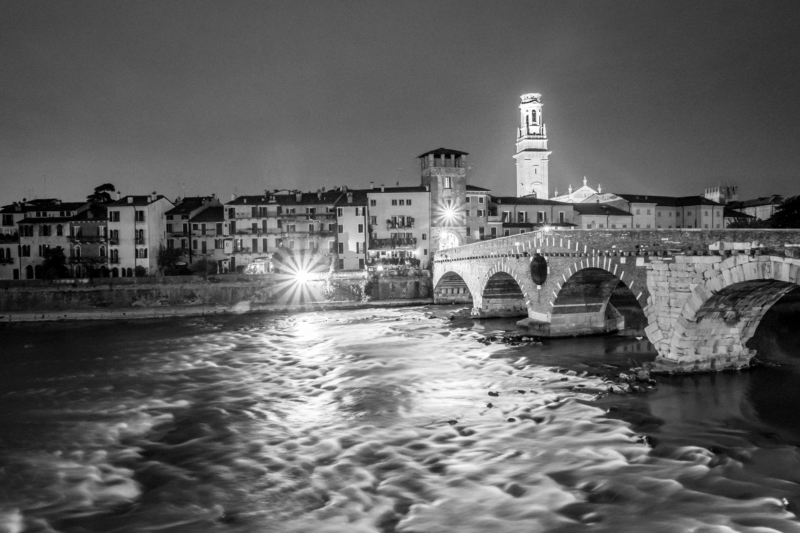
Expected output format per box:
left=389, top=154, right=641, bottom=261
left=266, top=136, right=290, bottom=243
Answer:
left=135, top=237, right=145, bottom=245
left=70, top=256, right=107, bottom=265
left=231, top=247, right=252, bottom=254
left=369, top=237, right=417, bottom=250
left=109, top=237, right=119, bottom=245
left=0, top=233, right=19, bottom=243
left=0, top=257, right=14, bottom=265
left=69, top=235, right=106, bottom=243
left=167, top=231, right=188, bottom=238
left=386, top=219, right=415, bottom=230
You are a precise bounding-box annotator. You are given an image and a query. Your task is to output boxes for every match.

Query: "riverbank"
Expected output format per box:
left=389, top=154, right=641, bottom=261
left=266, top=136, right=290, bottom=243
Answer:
left=0, top=297, right=435, bottom=323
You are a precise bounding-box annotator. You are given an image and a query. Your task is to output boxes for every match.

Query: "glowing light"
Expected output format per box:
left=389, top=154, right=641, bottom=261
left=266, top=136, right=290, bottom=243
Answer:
left=542, top=224, right=553, bottom=234
left=433, top=198, right=463, bottom=227
left=295, top=269, right=310, bottom=284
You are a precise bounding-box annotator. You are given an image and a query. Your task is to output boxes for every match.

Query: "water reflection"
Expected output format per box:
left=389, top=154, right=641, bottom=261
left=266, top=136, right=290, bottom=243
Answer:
left=0, top=300, right=799, bottom=532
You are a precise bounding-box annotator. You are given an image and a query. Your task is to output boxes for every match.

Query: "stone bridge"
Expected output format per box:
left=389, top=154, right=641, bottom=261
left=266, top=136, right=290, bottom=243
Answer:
left=433, top=229, right=800, bottom=373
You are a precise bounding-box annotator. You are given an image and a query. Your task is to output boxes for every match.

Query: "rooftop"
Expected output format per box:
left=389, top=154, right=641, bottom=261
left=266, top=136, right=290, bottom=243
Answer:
left=572, top=204, right=633, bottom=217
left=613, top=193, right=722, bottom=207
left=108, top=195, right=170, bottom=207
left=417, top=147, right=469, bottom=158
left=492, top=196, right=571, bottom=206
left=190, top=206, right=225, bottom=223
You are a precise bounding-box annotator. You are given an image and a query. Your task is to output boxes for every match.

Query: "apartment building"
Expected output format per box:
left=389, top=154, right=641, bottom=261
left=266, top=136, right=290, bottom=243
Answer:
left=333, top=190, right=368, bottom=271
left=165, top=196, right=224, bottom=271
left=572, top=204, right=634, bottom=229
left=365, top=185, right=431, bottom=269
left=16, top=201, right=91, bottom=279
left=107, top=194, right=173, bottom=276
left=585, top=193, right=726, bottom=229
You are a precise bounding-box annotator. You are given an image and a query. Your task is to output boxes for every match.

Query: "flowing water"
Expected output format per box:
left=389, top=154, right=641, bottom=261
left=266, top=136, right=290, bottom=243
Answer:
left=1, top=294, right=800, bottom=533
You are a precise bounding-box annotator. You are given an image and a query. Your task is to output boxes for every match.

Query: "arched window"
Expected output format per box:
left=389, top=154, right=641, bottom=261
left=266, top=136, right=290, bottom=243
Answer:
left=531, top=110, right=537, bottom=123
left=56, top=224, right=63, bottom=236
left=134, top=248, right=139, bottom=259
left=99, top=246, right=106, bottom=258
left=25, top=265, right=33, bottom=279
left=74, top=245, right=81, bottom=259
left=0, top=249, right=4, bottom=259
left=126, top=268, right=133, bottom=277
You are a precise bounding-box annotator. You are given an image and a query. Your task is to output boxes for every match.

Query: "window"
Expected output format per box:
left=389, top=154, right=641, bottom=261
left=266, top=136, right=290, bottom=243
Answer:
left=407, top=199, right=412, bottom=205
left=478, top=227, right=485, bottom=239
left=216, top=222, right=223, bottom=234
left=647, top=209, right=651, bottom=215
left=355, top=207, right=362, bottom=216
left=337, top=208, right=343, bottom=217
left=99, top=246, right=106, bottom=257
left=21, top=245, right=30, bottom=257
left=252, top=238, right=258, bottom=252
left=465, top=210, right=470, bottom=217
left=1, top=214, right=12, bottom=226
left=466, top=227, right=471, bottom=236
left=559, top=212, right=565, bottom=223
left=356, top=242, right=361, bottom=253
left=40, top=225, right=51, bottom=236
left=359, top=258, right=364, bottom=269
left=109, top=211, right=120, bottom=222
left=466, top=197, right=471, bottom=203
left=358, top=224, right=364, bottom=233
left=391, top=199, right=397, bottom=206
left=422, top=233, right=427, bottom=240
left=370, top=216, right=377, bottom=225
left=490, top=227, right=497, bottom=238
left=135, top=211, right=144, bottom=222
left=338, top=225, right=343, bottom=234
left=74, top=245, right=81, bottom=259
left=140, top=248, right=148, bottom=258
left=424, top=249, right=428, bottom=255
left=56, top=225, right=63, bottom=236
left=329, top=223, right=335, bottom=231
left=504, top=229, right=510, bottom=236
left=338, top=242, right=344, bottom=254
left=370, top=199, right=376, bottom=207
left=399, top=200, right=405, bottom=206
left=287, top=224, right=296, bottom=233
left=518, top=212, right=526, bottom=223
left=192, top=239, right=198, bottom=250
left=228, top=208, right=235, bottom=219
left=444, top=177, right=452, bottom=189
left=308, top=224, right=314, bottom=233
left=478, top=197, right=484, bottom=204
left=537, top=212, right=545, bottom=223
left=477, top=209, right=484, bottom=217
left=338, top=259, right=344, bottom=270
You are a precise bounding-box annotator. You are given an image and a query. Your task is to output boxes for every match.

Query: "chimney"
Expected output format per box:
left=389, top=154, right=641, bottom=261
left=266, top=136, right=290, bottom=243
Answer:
left=381, top=184, right=385, bottom=192
left=317, top=191, right=322, bottom=200
left=115, top=192, right=121, bottom=200
left=127, top=197, right=133, bottom=204
left=425, top=184, right=429, bottom=192
left=296, top=193, right=302, bottom=202
left=370, top=181, right=375, bottom=189
left=231, top=194, right=237, bottom=201
left=343, top=185, right=348, bottom=192
left=347, top=192, right=353, bottom=203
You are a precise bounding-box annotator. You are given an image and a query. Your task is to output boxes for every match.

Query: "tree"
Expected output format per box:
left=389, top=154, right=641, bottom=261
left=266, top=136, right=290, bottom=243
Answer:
left=726, top=217, right=772, bottom=229
left=769, top=196, right=800, bottom=228
left=157, top=244, right=184, bottom=275
left=191, top=257, right=216, bottom=279
left=87, top=183, right=116, bottom=204
left=42, top=246, right=70, bottom=279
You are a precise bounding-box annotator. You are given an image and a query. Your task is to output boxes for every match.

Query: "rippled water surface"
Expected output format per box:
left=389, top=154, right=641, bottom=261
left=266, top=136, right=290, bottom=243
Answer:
left=1, top=299, right=800, bottom=532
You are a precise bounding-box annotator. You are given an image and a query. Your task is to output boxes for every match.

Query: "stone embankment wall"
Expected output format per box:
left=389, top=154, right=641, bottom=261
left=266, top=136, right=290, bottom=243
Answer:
left=0, top=272, right=432, bottom=314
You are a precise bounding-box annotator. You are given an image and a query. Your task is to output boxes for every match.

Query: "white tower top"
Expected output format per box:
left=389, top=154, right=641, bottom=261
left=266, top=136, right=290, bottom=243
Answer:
left=514, top=93, right=552, bottom=198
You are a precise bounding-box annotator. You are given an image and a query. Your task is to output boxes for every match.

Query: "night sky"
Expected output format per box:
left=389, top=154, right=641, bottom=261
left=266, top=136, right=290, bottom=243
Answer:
left=3, top=0, right=800, bottom=204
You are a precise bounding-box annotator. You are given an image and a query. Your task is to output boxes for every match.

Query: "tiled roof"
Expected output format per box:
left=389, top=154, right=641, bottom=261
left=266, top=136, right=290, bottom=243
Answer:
left=727, top=195, right=783, bottom=209
left=166, top=197, right=219, bottom=215
left=107, top=195, right=170, bottom=207
left=467, top=185, right=491, bottom=192
left=190, top=206, right=224, bottom=222
left=491, top=196, right=571, bottom=206
left=364, top=186, right=429, bottom=194
left=572, top=204, right=632, bottom=216
left=613, top=194, right=721, bottom=207
left=723, top=208, right=755, bottom=218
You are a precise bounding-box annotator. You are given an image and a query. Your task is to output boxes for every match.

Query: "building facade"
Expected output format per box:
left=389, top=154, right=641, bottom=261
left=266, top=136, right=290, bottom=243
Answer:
left=107, top=194, right=173, bottom=277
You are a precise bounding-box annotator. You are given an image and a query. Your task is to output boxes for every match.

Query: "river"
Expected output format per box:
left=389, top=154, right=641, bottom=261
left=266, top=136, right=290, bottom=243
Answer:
left=1, top=294, right=799, bottom=532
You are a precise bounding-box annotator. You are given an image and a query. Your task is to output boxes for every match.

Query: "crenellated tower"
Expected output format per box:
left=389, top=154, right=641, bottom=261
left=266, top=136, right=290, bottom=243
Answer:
left=513, top=93, right=551, bottom=198
left=419, top=148, right=468, bottom=251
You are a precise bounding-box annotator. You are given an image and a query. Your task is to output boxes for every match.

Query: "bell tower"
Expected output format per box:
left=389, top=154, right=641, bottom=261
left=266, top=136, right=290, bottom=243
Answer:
left=513, top=93, right=551, bottom=198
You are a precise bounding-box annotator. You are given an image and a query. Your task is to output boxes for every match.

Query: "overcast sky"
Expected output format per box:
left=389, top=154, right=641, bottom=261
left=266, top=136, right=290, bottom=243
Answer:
left=2, top=0, right=799, bottom=204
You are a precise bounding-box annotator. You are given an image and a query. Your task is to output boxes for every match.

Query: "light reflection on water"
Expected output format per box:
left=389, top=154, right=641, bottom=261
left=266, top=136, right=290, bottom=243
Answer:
left=0, top=300, right=798, bottom=532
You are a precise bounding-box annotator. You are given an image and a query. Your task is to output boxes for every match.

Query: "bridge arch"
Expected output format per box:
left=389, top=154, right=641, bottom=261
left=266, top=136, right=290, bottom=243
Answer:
left=433, top=271, right=474, bottom=305
left=658, top=256, right=800, bottom=372
left=551, top=265, right=643, bottom=336
left=475, top=261, right=534, bottom=318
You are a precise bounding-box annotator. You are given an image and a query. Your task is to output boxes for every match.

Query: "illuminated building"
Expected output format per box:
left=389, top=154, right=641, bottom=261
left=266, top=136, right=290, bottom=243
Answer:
left=419, top=148, right=468, bottom=252
left=107, top=194, right=173, bottom=277
left=514, top=93, right=551, bottom=199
